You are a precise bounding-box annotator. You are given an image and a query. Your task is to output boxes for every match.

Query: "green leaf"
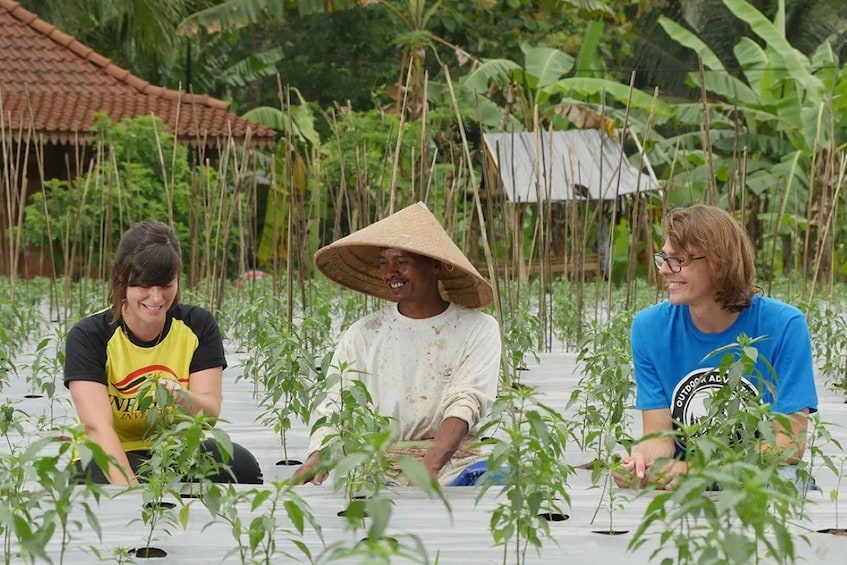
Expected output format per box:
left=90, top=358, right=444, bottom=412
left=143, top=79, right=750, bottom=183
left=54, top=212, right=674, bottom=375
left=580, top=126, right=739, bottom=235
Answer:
left=179, top=503, right=191, bottom=529
left=734, top=37, right=769, bottom=99
left=723, top=0, right=821, bottom=92
left=364, top=496, right=393, bottom=539
left=248, top=516, right=266, bottom=550
left=574, top=20, right=605, bottom=79
left=552, top=77, right=673, bottom=117
left=460, top=59, right=523, bottom=94
left=522, top=45, right=574, bottom=89
left=284, top=499, right=305, bottom=534
left=693, top=71, right=759, bottom=106
left=658, top=16, right=724, bottom=71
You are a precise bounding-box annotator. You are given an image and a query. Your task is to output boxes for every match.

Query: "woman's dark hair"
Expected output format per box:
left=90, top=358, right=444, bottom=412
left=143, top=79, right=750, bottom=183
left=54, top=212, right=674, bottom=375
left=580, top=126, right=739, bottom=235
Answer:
left=109, top=220, right=182, bottom=324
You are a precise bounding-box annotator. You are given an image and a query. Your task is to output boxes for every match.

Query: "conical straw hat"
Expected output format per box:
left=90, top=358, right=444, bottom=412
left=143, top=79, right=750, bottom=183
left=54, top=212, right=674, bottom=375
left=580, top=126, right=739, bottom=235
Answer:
left=314, top=202, right=493, bottom=309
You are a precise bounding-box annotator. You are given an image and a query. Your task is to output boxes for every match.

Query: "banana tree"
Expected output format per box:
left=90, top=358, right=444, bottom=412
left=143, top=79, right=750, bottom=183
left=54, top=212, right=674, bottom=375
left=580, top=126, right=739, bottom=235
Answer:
left=650, top=0, right=847, bottom=287
left=241, top=88, right=322, bottom=297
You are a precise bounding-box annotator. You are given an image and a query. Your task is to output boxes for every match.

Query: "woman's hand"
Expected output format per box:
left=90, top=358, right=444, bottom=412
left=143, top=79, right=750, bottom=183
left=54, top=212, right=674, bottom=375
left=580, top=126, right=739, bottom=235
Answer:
left=158, top=378, right=189, bottom=408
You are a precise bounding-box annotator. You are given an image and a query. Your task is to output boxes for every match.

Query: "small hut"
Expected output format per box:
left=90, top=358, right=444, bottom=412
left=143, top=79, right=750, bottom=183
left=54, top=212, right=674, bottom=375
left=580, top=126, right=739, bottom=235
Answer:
left=480, top=128, right=660, bottom=280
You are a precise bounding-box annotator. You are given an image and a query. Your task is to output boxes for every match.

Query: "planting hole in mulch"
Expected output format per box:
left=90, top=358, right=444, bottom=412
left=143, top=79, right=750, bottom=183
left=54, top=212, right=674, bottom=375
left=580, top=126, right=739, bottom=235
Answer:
left=539, top=512, right=569, bottom=522
left=358, top=536, right=399, bottom=550
left=592, top=530, right=629, bottom=535
left=23, top=393, right=43, bottom=399
left=275, top=459, right=304, bottom=466
left=576, top=458, right=604, bottom=470
left=337, top=507, right=370, bottom=518
left=129, top=547, right=167, bottom=558
left=143, top=501, right=176, bottom=510
left=337, top=496, right=370, bottom=518
left=817, top=528, right=847, bottom=536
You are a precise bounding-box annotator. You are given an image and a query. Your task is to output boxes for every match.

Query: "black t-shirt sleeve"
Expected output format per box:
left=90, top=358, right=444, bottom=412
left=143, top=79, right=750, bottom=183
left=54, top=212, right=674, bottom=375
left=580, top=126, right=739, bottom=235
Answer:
left=183, top=306, right=227, bottom=374
left=63, top=315, right=110, bottom=387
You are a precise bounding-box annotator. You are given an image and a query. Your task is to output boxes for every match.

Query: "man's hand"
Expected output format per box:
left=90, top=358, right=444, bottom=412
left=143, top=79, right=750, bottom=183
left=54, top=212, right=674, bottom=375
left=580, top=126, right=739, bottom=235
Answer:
left=614, top=451, right=651, bottom=489
left=422, top=417, right=468, bottom=478
left=291, top=451, right=328, bottom=485
left=652, top=459, right=688, bottom=490
left=613, top=452, right=688, bottom=490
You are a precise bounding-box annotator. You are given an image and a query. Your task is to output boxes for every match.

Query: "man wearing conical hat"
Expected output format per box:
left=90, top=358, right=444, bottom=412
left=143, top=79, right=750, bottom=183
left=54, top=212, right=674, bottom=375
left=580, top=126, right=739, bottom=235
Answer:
left=292, top=202, right=502, bottom=486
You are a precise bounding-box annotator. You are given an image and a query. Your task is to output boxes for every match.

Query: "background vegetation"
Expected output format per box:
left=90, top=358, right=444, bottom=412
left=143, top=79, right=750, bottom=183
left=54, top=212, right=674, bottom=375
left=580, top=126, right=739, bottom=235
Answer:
left=4, top=1, right=847, bottom=358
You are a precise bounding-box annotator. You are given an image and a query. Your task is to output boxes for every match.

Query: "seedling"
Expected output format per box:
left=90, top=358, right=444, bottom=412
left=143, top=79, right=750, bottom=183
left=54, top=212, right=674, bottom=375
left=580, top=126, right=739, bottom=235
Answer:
left=477, top=384, right=575, bottom=563
left=629, top=334, right=811, bottom=564
left=131, top=375, right=230, bottom=557
left=310, top=363, right=440, bottom=562
left=202, top=481, right=323, bottom=563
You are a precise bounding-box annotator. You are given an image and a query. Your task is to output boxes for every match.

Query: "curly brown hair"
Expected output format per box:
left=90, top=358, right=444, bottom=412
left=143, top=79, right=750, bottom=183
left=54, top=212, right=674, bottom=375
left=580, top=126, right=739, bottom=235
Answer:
left=662, top=205, right=758, bottom=312
left=109, top=220, right=182, bottom=324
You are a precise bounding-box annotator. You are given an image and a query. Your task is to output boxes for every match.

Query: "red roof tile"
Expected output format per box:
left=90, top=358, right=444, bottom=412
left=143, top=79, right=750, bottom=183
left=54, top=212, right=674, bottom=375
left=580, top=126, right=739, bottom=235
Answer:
left=0, top=0, right=276, bottom=147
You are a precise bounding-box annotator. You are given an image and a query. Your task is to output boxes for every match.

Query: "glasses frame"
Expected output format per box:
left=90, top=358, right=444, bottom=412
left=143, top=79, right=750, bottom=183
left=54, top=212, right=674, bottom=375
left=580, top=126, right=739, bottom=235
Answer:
left=653, top=251, right=706, bottom=274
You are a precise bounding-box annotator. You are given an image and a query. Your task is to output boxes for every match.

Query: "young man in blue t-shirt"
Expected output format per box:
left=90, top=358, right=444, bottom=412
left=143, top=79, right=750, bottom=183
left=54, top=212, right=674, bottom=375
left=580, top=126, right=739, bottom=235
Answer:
left=617, top=205, right=818, bottom=490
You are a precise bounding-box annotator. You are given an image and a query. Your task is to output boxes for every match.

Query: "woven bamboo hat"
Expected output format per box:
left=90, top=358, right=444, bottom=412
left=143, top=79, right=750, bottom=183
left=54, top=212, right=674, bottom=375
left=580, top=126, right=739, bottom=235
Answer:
left=314, top=202, right=493, bottom=309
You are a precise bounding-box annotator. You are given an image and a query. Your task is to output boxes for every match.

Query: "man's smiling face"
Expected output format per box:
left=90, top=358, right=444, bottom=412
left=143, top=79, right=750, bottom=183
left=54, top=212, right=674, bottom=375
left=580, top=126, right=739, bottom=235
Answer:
left=378, top=248, right=440, bottom=306
left=659, top=241, right=714, bottom=309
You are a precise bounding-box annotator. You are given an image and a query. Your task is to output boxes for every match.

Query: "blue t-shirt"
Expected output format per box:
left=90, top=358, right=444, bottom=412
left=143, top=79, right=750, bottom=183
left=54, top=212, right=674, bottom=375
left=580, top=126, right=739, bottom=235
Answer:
left=631, top=295, right=818, bottom=428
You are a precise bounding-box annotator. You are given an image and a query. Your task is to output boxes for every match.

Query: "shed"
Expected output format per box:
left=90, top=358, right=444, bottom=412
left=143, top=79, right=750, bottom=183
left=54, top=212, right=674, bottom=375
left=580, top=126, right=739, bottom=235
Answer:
left=482, top=129, right=659, bottom=202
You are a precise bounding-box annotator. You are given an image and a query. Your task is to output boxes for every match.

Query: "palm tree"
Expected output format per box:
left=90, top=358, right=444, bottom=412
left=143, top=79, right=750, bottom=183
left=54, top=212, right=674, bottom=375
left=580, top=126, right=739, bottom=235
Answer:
left=639, top=0, right=847, bottom=288
left=21, top=0, right=217, bottom=86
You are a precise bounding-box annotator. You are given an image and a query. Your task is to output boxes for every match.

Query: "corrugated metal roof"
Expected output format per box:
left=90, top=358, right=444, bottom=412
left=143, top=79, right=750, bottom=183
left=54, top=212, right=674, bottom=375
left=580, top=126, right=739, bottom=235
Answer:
left=483, top=129, right=659, bottom=202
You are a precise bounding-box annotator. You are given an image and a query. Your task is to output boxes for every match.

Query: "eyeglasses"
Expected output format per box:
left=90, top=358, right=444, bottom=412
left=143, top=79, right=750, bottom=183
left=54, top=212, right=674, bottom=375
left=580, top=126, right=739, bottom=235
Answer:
left=653, top=251, right=706, bottom=273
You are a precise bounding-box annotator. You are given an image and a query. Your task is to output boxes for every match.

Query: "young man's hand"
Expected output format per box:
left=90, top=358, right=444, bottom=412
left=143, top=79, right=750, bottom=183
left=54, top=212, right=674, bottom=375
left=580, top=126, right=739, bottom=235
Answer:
left=613, top=452, right=688, bottom=490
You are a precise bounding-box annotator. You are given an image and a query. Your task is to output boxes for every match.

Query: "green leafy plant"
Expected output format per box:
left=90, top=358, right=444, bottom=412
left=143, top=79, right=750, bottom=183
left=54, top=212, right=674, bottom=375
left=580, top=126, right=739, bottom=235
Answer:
left=202, top=481, right=323, bottom=563
left=501, top=298, right=542, bottom=384
left=24, top=327, right=68, bottom=428
left=477, top=384, right=575, bottom=564
left=804, top=300, right=847, bottom=393
left=255, top=319, right=327, bottom=466
left=309, top=363, right=441, bottom=563
left=802, top=412, right=847, bottom=534
left=566, top=311, right=635, bottom=533
left=132, top=393, right=189, bottom=557
left=132, top=376, right=232, bottom=556
left=322, top=374, right=398, bottom=502
left=0, top=404, right=109, bottom=565
left=30, top=427, right=109, bottom=565
left=550, top=279, right=585, bottom=349
left=629, top=334, right=811, bottom=564
left=569, top=311, right=635, bottom=459
left=0, top=284, right=42, bottom=394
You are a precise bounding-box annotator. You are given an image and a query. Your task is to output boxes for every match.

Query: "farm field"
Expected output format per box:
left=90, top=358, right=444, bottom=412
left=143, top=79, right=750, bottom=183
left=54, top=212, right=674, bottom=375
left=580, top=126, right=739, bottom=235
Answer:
left=4, top=337, right=847, bottom=564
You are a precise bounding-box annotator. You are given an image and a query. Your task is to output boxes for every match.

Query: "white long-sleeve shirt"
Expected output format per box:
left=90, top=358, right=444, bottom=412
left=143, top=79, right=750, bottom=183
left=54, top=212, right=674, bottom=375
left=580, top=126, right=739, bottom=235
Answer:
left=309, top=302, right=502, bottom=483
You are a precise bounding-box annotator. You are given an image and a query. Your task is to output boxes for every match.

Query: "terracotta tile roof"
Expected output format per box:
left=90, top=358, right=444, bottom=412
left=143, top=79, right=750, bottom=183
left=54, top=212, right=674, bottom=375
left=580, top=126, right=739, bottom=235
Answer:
left=0, top=0, right=276, bottom=147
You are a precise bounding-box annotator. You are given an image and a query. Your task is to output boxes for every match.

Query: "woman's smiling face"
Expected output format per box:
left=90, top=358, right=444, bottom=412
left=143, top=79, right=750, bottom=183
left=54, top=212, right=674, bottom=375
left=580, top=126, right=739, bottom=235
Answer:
left=123, top=277, right=179, bottom=331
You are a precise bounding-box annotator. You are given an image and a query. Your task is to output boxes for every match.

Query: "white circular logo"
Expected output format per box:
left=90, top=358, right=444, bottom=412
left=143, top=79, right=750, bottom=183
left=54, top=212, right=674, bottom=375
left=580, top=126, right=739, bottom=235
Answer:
left=670, top=368, right=759, bottom=452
